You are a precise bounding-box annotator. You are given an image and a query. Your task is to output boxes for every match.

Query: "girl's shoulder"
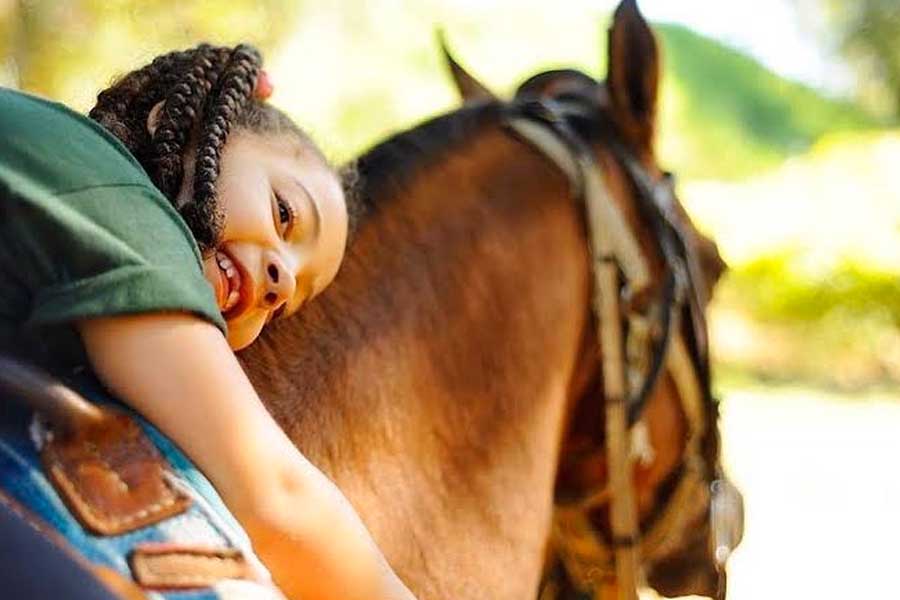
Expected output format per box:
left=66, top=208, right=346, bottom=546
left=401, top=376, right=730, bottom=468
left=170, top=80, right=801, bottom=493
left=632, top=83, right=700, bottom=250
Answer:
left=0, top=89, right=226, bottom=368
left=0, top=88, right=154, bottom=198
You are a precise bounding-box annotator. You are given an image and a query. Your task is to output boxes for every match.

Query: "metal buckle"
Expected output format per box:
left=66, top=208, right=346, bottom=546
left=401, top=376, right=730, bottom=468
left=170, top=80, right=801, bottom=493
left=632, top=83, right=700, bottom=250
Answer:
left=710, top=478, right=744, bottom=569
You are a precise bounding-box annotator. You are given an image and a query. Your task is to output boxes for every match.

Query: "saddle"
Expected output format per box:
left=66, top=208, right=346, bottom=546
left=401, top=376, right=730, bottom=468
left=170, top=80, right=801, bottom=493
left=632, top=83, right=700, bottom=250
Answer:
left=0, top=356, right=281, bottom=600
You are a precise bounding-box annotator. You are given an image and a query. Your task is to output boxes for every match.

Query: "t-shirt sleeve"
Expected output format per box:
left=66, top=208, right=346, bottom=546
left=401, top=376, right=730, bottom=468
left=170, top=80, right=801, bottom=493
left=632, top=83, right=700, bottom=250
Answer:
left=0, top=182, right=227, bottom=336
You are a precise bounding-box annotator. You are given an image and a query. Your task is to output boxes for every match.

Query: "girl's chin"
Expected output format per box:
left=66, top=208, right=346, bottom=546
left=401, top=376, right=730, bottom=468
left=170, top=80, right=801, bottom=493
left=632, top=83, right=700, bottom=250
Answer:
left=225, top=314, right=267, bottom=351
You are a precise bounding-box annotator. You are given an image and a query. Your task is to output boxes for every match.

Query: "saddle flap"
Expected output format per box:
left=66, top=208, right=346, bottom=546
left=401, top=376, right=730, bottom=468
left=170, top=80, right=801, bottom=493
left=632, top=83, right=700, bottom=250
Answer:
left=40, top=411, right=191, bottom=536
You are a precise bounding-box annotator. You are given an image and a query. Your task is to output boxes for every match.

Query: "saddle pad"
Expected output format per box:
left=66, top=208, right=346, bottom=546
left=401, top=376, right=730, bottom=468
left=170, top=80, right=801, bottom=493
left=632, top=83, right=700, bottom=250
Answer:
left=0, top=374, right=281, bottom=600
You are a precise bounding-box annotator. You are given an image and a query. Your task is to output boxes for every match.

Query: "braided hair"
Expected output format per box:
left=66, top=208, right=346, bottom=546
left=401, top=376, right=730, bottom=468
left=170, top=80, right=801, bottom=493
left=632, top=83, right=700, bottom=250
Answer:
left=90, top=43, right=308, bottom=252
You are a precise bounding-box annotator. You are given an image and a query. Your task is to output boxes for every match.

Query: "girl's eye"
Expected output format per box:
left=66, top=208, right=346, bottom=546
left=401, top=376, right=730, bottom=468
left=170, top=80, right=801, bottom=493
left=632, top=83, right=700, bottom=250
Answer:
left=275, top=194, right=295, bottom=236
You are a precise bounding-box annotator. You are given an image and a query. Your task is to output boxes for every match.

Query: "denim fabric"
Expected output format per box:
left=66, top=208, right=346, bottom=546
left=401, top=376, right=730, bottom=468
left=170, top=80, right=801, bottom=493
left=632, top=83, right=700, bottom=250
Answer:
left=0, top=374, right=278, bottom=600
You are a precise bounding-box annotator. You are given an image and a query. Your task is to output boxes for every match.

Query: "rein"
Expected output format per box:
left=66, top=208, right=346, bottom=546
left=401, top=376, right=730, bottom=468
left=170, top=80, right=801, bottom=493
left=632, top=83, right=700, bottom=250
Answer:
left=502, top=98, right=739, bottom=599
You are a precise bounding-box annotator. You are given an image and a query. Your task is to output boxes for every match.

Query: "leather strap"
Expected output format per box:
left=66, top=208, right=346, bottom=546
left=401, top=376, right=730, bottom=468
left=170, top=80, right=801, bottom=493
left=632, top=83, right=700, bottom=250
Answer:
left=129, top=544, right=253, bottom=590
left=1, top=356, right=192, bottom=535
left=40, top=410, right=192, bottom=536
left=0, top=356, right=104, bottom=435
left=503, top=98, right=721, bottom=600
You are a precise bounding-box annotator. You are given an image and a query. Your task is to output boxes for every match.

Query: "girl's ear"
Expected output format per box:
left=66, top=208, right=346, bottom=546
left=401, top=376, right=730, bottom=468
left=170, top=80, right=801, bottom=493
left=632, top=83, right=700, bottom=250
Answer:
left=146, top=101, right=165, bottom=137
left=606, top=0, right=660, bottom=155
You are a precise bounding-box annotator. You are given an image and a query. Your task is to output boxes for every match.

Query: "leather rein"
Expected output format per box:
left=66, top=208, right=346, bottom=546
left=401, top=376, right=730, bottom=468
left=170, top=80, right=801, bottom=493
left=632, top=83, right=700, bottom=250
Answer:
left=502, top=97, right=740, bottom=600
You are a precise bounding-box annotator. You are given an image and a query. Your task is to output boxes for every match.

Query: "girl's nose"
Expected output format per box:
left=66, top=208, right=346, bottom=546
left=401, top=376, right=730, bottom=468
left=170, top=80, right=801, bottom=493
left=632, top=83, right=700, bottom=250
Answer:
left=263, top=253, right=296, bottom=311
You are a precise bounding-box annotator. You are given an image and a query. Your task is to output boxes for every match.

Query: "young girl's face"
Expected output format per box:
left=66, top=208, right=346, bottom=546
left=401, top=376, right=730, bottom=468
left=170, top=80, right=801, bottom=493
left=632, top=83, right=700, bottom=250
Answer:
left=182, top=131, right=347, bottom=350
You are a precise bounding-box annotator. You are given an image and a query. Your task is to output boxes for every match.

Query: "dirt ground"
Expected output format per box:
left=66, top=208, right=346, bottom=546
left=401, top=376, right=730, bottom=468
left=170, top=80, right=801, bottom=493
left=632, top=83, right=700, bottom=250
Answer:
left=643, top=384, right=900, bottom=599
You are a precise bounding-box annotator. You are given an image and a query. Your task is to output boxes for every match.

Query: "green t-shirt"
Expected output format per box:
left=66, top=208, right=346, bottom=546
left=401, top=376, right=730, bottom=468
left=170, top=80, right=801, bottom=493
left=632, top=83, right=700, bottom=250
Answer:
left=0, top=88, right=226, bottom=369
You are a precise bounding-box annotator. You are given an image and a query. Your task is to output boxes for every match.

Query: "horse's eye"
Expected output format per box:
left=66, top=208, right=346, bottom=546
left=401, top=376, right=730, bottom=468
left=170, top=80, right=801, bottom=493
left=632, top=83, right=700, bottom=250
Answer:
left=662, top=171, right=676, bottom=187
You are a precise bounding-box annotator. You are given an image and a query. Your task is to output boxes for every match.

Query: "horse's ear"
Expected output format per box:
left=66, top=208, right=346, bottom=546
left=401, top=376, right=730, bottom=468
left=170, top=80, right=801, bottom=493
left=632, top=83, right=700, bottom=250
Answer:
left=606, top=0, right=660, bottom=154
left=437, top=30, right=496, bottom=103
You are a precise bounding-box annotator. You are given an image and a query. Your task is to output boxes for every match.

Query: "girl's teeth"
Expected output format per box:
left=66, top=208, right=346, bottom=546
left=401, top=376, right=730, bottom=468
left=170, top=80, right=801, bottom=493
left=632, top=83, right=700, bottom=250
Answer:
left=225, top=290, right=239, bottom=311
left=215, top=250, right=242, bottom=314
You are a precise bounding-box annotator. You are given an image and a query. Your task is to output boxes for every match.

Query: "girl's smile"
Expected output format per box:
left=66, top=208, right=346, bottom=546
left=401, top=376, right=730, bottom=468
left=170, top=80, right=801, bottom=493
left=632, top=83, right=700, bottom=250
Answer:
left=210, top=249, right=243, bottom=314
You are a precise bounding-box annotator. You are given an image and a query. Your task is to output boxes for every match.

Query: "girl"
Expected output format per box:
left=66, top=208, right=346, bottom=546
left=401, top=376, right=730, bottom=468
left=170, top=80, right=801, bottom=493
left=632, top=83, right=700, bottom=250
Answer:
left=0, top=44, right=414, bottom=600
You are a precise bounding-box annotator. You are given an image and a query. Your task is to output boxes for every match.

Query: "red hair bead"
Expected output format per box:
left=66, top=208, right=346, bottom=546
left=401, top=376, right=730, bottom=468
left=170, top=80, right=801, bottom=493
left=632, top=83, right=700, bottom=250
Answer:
left=254, top=70, right=274, bottom=100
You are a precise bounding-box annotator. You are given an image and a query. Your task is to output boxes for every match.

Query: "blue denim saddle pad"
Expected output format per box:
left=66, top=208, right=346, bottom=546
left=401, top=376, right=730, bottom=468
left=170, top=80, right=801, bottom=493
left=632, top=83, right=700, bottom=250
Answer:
left=0, top=373, right=280, bottom=600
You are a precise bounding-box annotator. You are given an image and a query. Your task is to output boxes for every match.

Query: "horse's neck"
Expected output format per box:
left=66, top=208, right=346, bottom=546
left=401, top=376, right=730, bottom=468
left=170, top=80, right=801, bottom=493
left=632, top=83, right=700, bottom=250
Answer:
left=241, top=127, right=591, bottom=599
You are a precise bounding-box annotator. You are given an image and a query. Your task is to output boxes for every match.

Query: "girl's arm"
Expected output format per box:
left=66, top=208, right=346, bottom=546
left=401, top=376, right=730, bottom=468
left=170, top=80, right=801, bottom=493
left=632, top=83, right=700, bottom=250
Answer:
left=78, top=312, right=415, bottom=600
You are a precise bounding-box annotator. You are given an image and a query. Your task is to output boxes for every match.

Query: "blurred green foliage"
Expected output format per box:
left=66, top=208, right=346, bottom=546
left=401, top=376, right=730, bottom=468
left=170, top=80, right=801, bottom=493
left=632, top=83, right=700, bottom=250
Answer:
left=657, top=24, right=883, bottom=180
left=0, top=0, right=301, bottom=109
left=816, top=0, right=900, bottom=118
left=294, top=14, right=885, bottom=181
left=728, top=251, right=900, bottom=327
left=716, top=251, right=900, bottom=389
left=2, top=1, right=883, bottom=183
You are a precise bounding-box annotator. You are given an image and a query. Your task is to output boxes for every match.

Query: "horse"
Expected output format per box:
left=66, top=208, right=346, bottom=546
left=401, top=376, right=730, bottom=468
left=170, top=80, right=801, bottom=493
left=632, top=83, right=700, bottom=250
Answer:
left=238, top=1, right=741, bottom=599
left=0, top=2, right=739, bottom=598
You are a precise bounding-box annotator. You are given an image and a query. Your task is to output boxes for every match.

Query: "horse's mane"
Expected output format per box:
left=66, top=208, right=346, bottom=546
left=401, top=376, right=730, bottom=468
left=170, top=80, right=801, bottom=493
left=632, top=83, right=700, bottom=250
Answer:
left=342, top=100, right=505, bottom=230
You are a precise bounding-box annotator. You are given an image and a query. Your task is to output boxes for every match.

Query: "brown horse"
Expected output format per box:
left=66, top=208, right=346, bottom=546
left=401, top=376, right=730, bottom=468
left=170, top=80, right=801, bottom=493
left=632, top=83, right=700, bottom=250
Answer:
left=239, top=2, right=737, bottom=599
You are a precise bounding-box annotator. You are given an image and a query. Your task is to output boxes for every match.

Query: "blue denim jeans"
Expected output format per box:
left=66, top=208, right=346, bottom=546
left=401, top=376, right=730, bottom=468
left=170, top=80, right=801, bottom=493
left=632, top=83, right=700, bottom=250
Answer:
left=0, top=374, right=279, bottom=600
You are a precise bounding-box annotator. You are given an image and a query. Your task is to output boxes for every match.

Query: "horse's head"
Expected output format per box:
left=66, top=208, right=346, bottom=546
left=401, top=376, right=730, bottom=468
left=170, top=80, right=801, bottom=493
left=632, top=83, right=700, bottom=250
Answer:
left=441, top=1, right=740, bottom=597
left=442, top=2, right=726, bottom=302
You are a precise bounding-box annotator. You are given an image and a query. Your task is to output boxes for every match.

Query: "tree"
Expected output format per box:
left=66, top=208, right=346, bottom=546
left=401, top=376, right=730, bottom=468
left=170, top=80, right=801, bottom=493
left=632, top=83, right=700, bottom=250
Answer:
left=813, top=0, right=900, bottom=118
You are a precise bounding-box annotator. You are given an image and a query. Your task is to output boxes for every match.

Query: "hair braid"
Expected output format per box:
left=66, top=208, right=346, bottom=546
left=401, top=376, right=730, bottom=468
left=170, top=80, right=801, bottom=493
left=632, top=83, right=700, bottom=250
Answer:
left=90, top=44, right=317, bottom=255
left=182, top=44, right=262, bottom=250
left=90, top=49, right=192, bottom=157
left=89, top=45, right=266, bottom=252
left=149, top=45, right=231, bottom=200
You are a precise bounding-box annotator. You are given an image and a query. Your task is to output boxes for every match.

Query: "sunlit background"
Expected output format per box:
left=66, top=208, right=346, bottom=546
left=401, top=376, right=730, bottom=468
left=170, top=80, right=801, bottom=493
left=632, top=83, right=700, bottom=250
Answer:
left=2, top=1, right=898, bottom=598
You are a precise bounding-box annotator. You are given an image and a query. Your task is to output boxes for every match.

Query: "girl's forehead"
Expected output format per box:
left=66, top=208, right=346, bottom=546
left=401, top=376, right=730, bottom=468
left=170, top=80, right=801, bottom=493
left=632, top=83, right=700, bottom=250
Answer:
left=234, top=130, right=327, bottom=169
left=231, top=129, right=299, bottom=153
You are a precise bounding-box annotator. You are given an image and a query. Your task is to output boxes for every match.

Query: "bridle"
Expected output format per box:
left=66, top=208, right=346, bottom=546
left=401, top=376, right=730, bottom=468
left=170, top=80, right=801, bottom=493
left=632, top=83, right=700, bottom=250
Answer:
left=505, top=95, right=741, bottom=600
left=502, top=96, right=743, bottom=600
